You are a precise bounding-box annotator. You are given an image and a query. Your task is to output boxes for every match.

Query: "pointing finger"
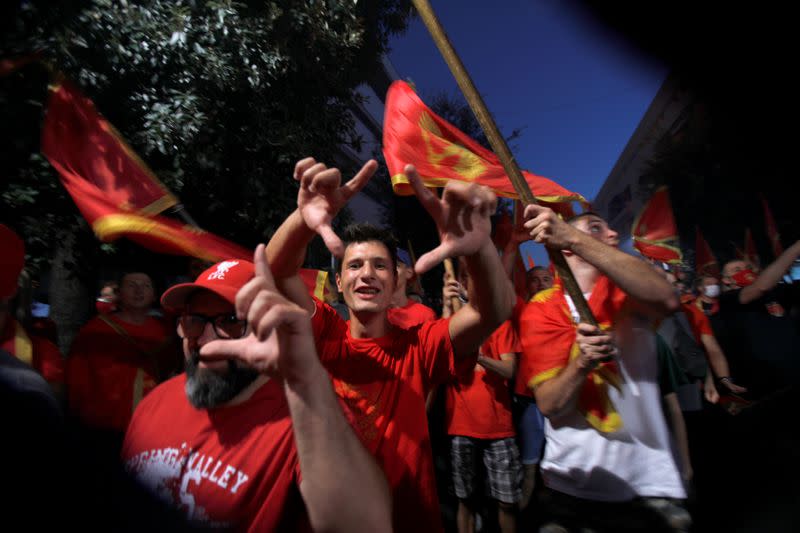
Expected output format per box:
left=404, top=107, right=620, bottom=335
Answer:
left=405, top=164, right=442, bottom=219
left=341, top=159, right=378, bottom=200
left=200, top=338, right=250, bottom=360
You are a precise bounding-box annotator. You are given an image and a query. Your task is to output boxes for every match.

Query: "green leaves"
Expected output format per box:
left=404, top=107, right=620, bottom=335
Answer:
left=2, top=0, right=412, bottom=276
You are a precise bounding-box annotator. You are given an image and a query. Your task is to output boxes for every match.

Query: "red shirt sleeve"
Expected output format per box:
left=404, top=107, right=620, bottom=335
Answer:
left=419, top=304, right=437, bottom=323
left=487, top=320, right=521, bottom=357
left=416, top=318, right=471, bottom=385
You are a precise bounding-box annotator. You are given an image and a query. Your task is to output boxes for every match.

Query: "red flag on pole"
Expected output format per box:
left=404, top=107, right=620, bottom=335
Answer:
left=631, top=186, right=682, bottom=264
left=738, top=228, right=760, bottom=268
left=42, top=79, right=250, bottom=262
left=383, top=81, right=587, bottom=206
left=42, top=79, right=177, bottom=215
left=695, top=226, right=720, bottom=278
left=760, top=193, right=784, bottom=257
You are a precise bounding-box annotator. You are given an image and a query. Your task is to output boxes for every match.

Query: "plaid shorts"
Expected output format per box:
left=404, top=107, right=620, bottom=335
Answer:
left=451, top=436, right=522, bottom=504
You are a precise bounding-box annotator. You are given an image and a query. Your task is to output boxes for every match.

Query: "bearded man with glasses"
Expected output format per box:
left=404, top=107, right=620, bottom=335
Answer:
left=121, top=248, right=391, bottom=532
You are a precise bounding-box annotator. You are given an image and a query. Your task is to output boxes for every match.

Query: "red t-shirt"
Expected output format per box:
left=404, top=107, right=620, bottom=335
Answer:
left=67, top=314, right=181, bottom=432
left=1, top=318, right=64, bottom=384
left=510, top=296, right=536, bottom=397
left=445, top=320, right=518, bottom=438
left=311, top=298, right=470, bottom=533
left=122, top=376, right=307, bottom=532
left=681, top=302, right=713, bottom=344
left=387, top=300, right=437, bottom=329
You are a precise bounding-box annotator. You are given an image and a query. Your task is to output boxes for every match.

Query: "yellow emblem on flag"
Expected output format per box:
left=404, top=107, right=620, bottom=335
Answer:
left=418, top=112, right=487, bottom=181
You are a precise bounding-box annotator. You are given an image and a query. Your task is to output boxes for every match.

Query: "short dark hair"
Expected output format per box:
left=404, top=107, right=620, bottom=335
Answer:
left=566, top=211, right=604, bottom=226
left=117, top=270, right=159, bottom=297
left=338, top=223, right=399, bottom=273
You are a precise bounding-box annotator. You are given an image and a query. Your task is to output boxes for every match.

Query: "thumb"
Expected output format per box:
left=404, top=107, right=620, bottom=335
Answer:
left=415, top=244, right=451, bottom=275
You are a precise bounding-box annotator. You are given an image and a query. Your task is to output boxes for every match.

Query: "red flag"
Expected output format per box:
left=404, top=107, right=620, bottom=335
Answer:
left=42, top=81, right=250, bottom=262
left=695, top=226, right=720, bottom=278
left=631, top=186, right=682, bottom=264
left=527, top=253, right=535, bottom=269
left=760, top=193, right=784, bottom=257
left=518, top=275, right=626, bottom=432
left=383, top=81, right=587, bottom=206
left=42, top=79, right=177, bottom=215
left=737, top=228, right=760, bottom=267
left=299, top=269, right=336, bottom=303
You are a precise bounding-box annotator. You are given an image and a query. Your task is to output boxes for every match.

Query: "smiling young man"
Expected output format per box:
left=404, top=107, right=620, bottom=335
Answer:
left=265, top=157, right=515, bottom=532
left=121, top=248, right=391, bottom=532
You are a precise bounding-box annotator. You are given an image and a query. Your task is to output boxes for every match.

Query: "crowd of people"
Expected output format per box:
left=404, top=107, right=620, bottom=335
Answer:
left=2, top=156, right=799, bottom=532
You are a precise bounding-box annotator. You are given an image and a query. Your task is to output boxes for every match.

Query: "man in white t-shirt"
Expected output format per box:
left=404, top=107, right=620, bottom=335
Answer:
left=517, top=208, right=690, bottom=532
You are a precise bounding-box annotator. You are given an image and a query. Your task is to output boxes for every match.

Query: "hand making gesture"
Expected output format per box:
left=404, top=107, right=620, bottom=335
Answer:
left=200, top=244, right=318, bottom=384
left=294, top=157, right=378, bottom=257
left=404, top=164, right=497, bottom=274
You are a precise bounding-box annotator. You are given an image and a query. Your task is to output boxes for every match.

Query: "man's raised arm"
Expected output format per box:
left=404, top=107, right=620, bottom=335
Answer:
left=404, top=165, right=515, bottom=358
left=738, top=240, right=800, bottom=304
left=265, top=157, right=377, bottom=313
left=201, top=245, right=391, bottom=533
left=523, top=204, right=679, bottom=319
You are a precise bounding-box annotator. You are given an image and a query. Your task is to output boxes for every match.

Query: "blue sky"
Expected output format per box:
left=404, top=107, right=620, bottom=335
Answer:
left=387, top=0, right=667, bottom=267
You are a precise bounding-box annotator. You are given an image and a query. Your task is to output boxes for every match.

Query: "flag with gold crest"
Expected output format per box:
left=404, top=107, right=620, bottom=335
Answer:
left=631, top=186, right=682, bottom=264
left=42, top=78, right=250, bottom=262
left=383, top=81, right=586, bottom=206
left=517, top=274, right=628, bottom=432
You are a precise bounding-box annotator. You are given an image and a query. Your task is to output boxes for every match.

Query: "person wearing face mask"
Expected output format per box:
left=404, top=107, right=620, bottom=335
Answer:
left=718, top=240, right=800, bottom=399
left=694, top=276, right=721, bottom=317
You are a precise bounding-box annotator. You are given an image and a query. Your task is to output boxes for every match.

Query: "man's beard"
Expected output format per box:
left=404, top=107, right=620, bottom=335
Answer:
left=184, top=349, right=259, bottom=409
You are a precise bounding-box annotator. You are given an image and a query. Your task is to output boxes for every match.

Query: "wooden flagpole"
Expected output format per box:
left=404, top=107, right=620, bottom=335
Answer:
left=410, top=0, right=597, bottom=326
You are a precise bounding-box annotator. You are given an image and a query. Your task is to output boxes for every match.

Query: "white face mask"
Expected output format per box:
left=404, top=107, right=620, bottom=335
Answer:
left=703, top=284, right=721, bottom=298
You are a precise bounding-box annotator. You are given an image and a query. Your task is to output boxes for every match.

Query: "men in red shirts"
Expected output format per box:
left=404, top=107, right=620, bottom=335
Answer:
left=265, top=158, right=516, bottom=533
left=388, top=247, right=437, bottom=328
left=0, top=224, right=65, bottom=397
left=67, top=270, right=182, bottom=437
left=443, top=267, right=521, bottom=533
left=122, top=248, right=391, bottom=532
left=514, top=265, right=552, bottom=510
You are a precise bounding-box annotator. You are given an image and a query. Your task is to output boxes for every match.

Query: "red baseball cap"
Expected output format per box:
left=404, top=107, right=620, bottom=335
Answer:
left=161, top=259, right=254, bottom=312
left=0, top=224, right=25, bottom=300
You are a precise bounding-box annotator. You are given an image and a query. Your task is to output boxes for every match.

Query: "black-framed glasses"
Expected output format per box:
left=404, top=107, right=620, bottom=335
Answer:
left=178, top=313, right=248, bottom=340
